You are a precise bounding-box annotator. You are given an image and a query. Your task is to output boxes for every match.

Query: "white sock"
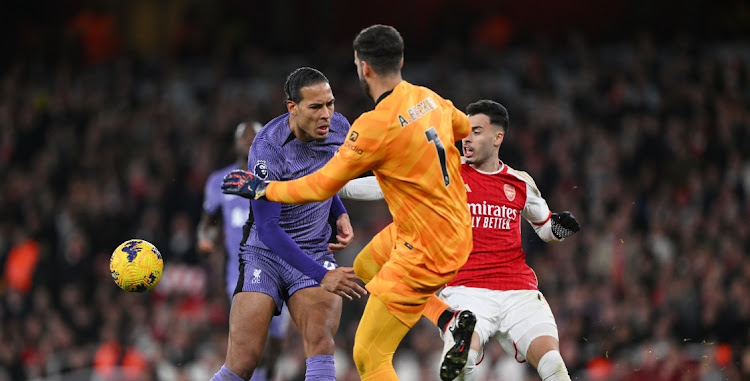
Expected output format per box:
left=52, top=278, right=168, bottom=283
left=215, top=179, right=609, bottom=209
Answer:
left=457, top=349, right=480, bottom=381
left=536, top=350, right=570, bottom=381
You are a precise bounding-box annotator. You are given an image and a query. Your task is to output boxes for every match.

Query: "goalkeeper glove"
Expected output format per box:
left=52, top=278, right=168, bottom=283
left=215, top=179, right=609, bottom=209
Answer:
left=551, top=211, right=580, bottom=239
left=221, top=169, right=268, bottom=199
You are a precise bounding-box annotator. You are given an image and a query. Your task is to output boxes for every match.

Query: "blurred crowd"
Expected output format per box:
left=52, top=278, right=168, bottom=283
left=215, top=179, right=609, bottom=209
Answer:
left=1, top=30, right=750, bottom=381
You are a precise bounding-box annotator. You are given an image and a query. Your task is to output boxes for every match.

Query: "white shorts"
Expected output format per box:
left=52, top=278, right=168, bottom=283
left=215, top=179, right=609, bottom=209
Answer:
left=439, top=286, right=559, bottom=363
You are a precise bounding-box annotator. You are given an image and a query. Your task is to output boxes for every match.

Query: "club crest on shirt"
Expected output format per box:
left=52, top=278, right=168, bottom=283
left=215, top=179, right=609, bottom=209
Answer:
left=254, top=160, right=269, bottom=180
left=503, top=184, right=516, bottom=201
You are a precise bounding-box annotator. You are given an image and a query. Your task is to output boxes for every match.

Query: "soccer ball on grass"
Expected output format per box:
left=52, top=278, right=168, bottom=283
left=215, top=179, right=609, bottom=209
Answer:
left=110, top=239, right=163, bottom=292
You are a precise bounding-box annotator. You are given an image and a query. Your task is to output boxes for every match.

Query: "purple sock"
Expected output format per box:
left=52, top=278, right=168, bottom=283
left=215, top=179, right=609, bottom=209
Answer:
left=249, top=367, right=267, bottom=381
left=305, top=354, right=335, bottom=381
left=211, top=365, right=245, bottom=381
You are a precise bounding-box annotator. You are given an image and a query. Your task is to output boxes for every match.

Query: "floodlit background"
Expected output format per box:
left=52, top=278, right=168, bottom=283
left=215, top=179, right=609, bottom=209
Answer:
left=1, top=1, right=749, bottom=380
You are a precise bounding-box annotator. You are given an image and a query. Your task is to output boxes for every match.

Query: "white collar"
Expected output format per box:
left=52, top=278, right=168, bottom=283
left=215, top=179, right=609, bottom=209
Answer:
left=471, top=161, right=504, bottom=175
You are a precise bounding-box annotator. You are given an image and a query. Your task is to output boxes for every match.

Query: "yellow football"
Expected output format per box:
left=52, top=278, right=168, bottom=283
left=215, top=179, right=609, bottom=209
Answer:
left=110, top=239, right=164, bottom=292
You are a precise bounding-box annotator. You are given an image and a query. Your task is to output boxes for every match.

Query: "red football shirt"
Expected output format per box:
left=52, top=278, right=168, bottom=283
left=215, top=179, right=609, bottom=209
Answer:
left=447, top=162, right=552, bottom=291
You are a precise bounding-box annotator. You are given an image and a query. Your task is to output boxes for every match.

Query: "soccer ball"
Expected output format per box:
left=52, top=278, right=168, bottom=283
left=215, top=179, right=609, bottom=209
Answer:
left=110, top=239, right=164, bottom=292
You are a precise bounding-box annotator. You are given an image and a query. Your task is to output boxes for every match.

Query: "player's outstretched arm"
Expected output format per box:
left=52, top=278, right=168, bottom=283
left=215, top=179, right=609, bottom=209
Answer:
left=550, top=211, right=580, bottom=239
left=252, top=198, right=328, bottom=279
left=196, top=211, right=219, bottom=254
left=531, top=210, right=581, bottom=242
left=221, top=169, right=268, bottom=199
left=518, top=171, right=580, bottom=242
left=338, top=176, right=384, bottom=201
left=265, top=153, right=371, bottom=204
left=199, top=172, right=224, bottom=253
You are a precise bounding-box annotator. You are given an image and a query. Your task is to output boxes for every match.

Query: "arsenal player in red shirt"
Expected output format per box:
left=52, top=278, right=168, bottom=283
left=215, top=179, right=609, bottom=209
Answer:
left=439, top=100, right=580, bottom=381
left=326, top=99, right=581, bottom=380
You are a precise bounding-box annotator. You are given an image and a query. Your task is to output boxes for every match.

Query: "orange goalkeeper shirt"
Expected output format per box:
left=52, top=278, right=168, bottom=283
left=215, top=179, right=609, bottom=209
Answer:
left=266, top=80, right=472, bottom=272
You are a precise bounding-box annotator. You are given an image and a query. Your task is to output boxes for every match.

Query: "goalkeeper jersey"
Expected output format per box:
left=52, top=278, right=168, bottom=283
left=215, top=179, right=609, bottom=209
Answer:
left=266, top=80, right=473, bottom=273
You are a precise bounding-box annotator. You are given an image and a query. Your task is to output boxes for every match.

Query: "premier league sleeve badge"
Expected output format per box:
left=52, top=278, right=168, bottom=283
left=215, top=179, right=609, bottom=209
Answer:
left=253, top=160, right=269, bottom=180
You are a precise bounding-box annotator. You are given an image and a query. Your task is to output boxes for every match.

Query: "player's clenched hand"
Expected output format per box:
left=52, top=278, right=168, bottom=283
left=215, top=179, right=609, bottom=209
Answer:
left=328, top=213, right=354, bottom=252
left=221, top=169, right=268, bottom=199
left=320, top=267, right=367, bottom=300
left=551, top=211, right=581, bottom=239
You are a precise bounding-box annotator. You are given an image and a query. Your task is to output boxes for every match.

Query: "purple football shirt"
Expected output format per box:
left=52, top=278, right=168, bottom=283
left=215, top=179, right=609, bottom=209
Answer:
left=243, top=112, right=349, bottom=259
left=203, top=163, right=250, bottom=297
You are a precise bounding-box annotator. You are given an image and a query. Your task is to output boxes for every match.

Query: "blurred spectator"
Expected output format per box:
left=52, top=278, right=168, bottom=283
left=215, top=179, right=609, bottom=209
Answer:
left=3, top=232, right=39, bottom=294
left=1, top=11, right=749, bottom=381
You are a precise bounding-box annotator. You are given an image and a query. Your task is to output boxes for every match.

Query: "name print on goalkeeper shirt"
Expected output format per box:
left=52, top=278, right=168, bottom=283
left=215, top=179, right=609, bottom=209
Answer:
left=398, top=97, right=437, bottom=127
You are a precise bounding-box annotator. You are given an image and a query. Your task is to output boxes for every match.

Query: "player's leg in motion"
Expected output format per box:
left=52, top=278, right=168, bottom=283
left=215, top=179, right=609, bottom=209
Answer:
left=526, top=335, right=570, bottom=381
left=353, top=294, right=411, bottom=380
left=352, top=224, right=406, bottom=380
left=250, top=307, right=291, bottom=381
left=498, top=291, right=570, bottom=381
left=212, top=292, right=275, bottom=381
left=352, top=223, right=409, bottom=380
left=435, top=287, right=493, bottom=381
left=287, top=286, right=342, bottom=381
left=423, top=294, right=477, bottom=381
left=224, top=272, right=289, bottom=381
left=354, top=238, right=472, bottom=381
left=353, top=223, right=395, bottom=284
left=451, top=334, right=482, bottom=381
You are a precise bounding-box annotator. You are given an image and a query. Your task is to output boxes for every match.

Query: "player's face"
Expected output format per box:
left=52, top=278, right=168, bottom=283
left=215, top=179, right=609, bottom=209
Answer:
left=291, top=82, right=335, bottom=142
left=234, top=123, right=256, bottom=167
left=463, top=114, right=504, bottom=167
left=354, top=52, right=371, bottom=99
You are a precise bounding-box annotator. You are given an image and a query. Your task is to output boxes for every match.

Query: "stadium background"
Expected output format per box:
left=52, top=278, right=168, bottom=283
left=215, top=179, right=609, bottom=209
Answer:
left=1, top=0, right=749, bottom=380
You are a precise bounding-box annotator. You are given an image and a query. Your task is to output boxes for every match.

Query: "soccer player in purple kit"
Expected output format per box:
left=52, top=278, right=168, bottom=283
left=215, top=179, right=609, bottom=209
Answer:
left=198, top=121, right=290, bottom=381
left=211, top=67, right=366, bottom=381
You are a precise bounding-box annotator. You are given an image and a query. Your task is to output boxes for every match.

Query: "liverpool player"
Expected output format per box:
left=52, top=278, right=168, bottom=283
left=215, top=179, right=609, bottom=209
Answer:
left=222, top=25, right=477, bottom=381
left=211, top=67, right=365, bottom=381
left=198, top=122, right=290, bottom=381
left=442, top=99, right=580, bottom=380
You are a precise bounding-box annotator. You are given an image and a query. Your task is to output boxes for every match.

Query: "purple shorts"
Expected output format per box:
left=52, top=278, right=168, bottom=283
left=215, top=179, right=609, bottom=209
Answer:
left=234, top=246, right=337, bottom=316
left=228, top=257, right=292, bottom=339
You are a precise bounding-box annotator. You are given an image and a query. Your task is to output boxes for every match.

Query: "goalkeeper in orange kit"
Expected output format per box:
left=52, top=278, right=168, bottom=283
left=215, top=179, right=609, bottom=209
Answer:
left=223, top=25, right=477, bottom=381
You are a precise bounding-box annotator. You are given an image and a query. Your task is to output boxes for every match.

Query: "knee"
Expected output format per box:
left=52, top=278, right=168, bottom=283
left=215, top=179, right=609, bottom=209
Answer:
left=353, top=340, right=395, bottom=377
left=303, top=333, right=335, bottom=355
left=535, top=350, right=569, bottom=380
left=353, top=341, right=391, bottom=376
left=225, top=354, right=260, bottom=380
left=525, top=334, right=560, bottom=368
left=352, top=342, right=369, bottom=374
left=226, top=331, right=264, bottom=377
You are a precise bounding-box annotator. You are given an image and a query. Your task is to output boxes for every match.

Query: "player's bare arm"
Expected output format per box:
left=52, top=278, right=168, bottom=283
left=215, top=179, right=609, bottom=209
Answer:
left=328, top=213, right=354, bottom=252
left=196, top=211, right=219, bottom=253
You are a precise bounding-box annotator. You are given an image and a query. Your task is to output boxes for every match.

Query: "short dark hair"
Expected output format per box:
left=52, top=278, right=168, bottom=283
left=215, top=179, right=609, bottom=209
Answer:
left=284, top=67, right=329, bottom=103
left=466, top=100, right=509, bottom=133
left=353, top=25, right=404, bottom=75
